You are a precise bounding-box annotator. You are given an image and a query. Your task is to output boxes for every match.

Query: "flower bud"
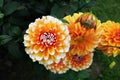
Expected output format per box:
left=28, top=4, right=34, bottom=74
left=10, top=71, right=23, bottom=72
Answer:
left=76, top=13, right=97, bottom=29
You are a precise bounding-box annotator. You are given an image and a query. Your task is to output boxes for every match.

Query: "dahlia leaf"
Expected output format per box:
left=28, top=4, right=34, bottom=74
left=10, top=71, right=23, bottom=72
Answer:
left=0, top=12, right=4, bottom=19
left=50, top=4, right=65, bottom=18
left=84, top=0, right=91, bottom=3
left=0, top=0, right=3, bottom=8
left=9, top=26, right=21, bottom=36
left=3, top=1, right=20, bottom=15
left=33, top=63, right=48, bottom=79
left=7, top=41, right=23, bottom=58
left=0, top=35, right=12, bottom=45
left=66, top=3, right=78, bottom=15
left=77, top=70, right=90, bottom=79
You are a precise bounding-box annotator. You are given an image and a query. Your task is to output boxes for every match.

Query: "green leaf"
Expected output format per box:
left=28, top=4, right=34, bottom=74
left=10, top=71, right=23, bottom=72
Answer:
left=73, top=0, right=79, bottom=1
left=33, top=62, right=49, bottom=79
left=8, top=26, right=22, bottom=42
left=2, top=23, right=11, bottom=34
left=9, top=26, right=21, bottom=36
left=0, top=13, right=4, bottom=19
left=84, top=0, right=91, bottom=3
left=7, top=41, right=23, bottom=58
left=49, top=72, right=68, bottom=80
left=3, top=1, right=20, bottom=15
left=66, top=3, right=78, bottom=15
left=0, top=35, right=12, bottom=45
left=51, top=4, right=65, bottom=18
left=0, top=0, right=3, bottom=8
left=77, top=70, right=90, bottom=79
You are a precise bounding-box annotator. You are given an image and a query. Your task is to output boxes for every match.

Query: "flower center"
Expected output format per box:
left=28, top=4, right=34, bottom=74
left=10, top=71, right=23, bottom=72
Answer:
left=115, top=31, right=120, bottom=40
left=39, top=32, right=56, bottom=47
left=75, top=36, right=84, bottom=42
left=117, top=32, right=120, bottom=37
left=73, top=55, right=85, bottom=62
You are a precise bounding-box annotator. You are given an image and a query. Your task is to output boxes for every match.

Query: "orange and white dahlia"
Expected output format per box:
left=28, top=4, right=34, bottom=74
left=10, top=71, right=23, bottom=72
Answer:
left=45, top=59, right=69, bottom=74
left=66, top=53, right=93, bottom=71
left=98, top=21, right=120, bottom=57
left=23, top=16, right=71, bottom=65
left=64, top=12, right=102, bottom=56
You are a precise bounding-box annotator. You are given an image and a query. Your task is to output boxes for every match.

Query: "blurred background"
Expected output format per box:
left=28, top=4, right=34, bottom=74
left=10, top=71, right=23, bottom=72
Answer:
left=0, top=0, right=120, bottom=80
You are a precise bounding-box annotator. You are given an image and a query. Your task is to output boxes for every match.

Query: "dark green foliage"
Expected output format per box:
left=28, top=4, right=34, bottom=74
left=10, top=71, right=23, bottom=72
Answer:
left=50, top=0, right=96, bottom=18
left=0, top=12, right=4, bottom=19
left=0, top=0, right=120, bottom=80
left=0, top=35, right=12, bottom=45
left=0, top=0, right=4, bottom=8
left=49, top=70, right=90, bottom=80
left=90, top=0, right=120, bottom=22
left=3, top=1, right=20, bottom=15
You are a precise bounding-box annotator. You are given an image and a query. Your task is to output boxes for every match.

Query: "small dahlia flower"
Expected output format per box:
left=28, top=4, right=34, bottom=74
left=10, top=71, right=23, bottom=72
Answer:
left=45, top=59, right=69, bottom=74
left=66, top=53, right=93, bottom=71
left=64, top=12, right=102, bottom=56
left=98, top=21, right=120, bottom=57
left=23, top=16, right=71, bottom=65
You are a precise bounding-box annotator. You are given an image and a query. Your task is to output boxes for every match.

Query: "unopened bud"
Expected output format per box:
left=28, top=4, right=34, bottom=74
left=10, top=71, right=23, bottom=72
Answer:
left=76, top=13, right=97, bottom=29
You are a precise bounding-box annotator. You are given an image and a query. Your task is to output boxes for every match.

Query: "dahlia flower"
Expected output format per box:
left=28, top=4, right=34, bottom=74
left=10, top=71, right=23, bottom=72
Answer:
left=23, top=16, right=71, bottom=65
left=66, top=53, right=93, bottom=71
left=98, top=21, right=120, bottom=57
left=64, top=12, right=102, bottom=56
left=45, top=59, right=69, bottom=74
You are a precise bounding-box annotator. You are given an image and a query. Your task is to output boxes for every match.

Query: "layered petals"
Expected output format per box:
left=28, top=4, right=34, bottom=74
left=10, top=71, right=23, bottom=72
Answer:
left=45, top=59, right=69, bottom=74
left=64, top=12, right=102, bottom=56
left=98, top=21, right=120, bottom=57
left=66, top=53, right=93, bottom=71
left=23, top=16, right=71, bottom=65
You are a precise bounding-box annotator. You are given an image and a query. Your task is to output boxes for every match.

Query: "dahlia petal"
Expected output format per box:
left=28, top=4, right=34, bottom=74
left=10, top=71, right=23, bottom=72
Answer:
left=64, top=46, right=70, bottom=52
left=29, top=55, right=36, bottom=62
left=24, top=35, right=30, bottom=40
left=49, top=48, right=55, bottom=55
left=25, top=48, right=33, bottom=54
left=36, top=56, right=42, bottom=61
left=60, top=26, right=66, bottom=31
left=57, top=47, right=64, bottom=52
left=23, top=41, right=30, bottom=47
left=44, top=53, right=49, bottom=60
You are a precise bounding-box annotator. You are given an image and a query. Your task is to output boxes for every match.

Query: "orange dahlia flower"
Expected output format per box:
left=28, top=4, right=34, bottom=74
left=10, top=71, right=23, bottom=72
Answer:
left=98, top=21, right=120, bottom=57
left=23, top=16, right=71, bottom=65
left=64, top=12, right=102, bottom=56
left=66, top=53, right=93, bottom=71
left=45, top=59, right=69, bottom=74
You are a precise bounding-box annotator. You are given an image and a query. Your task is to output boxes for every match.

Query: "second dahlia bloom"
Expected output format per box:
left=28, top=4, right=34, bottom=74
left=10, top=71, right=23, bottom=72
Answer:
left=23, top=16, right=71, bottom=65
left=66, top=53, right=93, bottom=71
left=45, top=59, right=69, bottom=74
left=64, top=12, right=102, bottom=56
left=98, top=21, right=120, bottom=57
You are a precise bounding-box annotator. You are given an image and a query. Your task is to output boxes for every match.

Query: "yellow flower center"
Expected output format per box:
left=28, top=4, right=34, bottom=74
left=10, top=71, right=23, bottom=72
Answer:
left=39, top=32, right=56, bottom=47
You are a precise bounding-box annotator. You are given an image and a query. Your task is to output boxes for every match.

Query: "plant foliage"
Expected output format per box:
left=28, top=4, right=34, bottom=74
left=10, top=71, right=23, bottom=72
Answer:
left=2, top=0, right=120, bottom=80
